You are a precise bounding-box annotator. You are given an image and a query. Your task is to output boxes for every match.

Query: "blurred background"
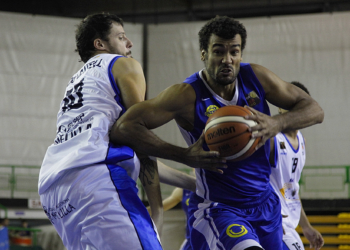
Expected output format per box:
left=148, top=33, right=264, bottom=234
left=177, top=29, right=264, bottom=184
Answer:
left=0, top=0, right=350, bottom=249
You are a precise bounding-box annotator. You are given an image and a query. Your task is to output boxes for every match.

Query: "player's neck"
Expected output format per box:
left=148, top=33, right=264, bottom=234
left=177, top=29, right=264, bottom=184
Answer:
left=202, top=70, right=236, bottom=100
left=284, top=130, right=298, bottom=140
left=284, top=130, right=299, bottom=150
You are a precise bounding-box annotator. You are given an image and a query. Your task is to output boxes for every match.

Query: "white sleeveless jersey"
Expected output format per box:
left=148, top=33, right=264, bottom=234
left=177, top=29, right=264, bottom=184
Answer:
left=270, top=131, right=306, bottom=229
left=38, top=54, right=140, bottom=194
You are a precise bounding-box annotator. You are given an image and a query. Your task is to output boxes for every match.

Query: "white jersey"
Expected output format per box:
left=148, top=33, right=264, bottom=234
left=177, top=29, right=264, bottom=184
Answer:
left=270, top=131, right=306, bottom=230
left=38, top=54, right=140, bottom=194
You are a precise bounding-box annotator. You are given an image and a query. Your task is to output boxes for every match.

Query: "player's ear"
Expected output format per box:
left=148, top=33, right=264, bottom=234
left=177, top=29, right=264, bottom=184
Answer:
left=94, top=38, right=105, bottom=51
left=201, top=50, right=206, bottom=61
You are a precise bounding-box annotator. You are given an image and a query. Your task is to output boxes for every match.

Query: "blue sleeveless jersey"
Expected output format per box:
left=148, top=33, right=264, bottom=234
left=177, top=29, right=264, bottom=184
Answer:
left=181, top=63, right=272, bottom=206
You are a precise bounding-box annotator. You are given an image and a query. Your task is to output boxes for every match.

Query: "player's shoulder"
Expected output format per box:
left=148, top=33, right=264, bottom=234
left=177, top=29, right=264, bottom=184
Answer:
left=113, top=57, right=142, bottom=69
left=249, top=63, right=269, bottom=75
left=111, top=57, right=144, bottom=78
left=249, top=63, right=286, bottom=93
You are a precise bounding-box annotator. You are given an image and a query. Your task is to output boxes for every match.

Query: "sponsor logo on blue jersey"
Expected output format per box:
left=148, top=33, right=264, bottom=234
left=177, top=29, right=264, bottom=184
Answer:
left=205, top=105, right=219, bottom=117
left=245, top=91, right=261, bottom=107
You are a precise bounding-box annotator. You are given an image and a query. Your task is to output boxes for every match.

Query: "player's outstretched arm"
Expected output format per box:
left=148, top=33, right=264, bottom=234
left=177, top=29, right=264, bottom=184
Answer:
left=138, top=155, right=163, bottom=235
left=299, top=206, right=324, bottom=250
left=157, top=160, right=196, bottom=192
left=110, top=83, right=227, bottom=173
left=147, top=187, right=183, bottom=215
left=245, top=64, right=324, bottom=149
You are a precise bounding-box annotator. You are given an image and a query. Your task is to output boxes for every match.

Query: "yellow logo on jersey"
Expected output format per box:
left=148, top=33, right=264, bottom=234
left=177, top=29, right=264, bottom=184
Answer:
left=280, top=187, right=285, bottom=198
left=205, top=105, right=219, bottom=117
left=226, top=224, right=248, bottom=238
left=186, top=198, right=190, bottom=206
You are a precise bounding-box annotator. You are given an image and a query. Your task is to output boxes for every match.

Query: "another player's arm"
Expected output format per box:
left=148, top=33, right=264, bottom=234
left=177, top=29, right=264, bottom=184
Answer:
left=112, top=57, right=163, bottom=232
left=147, top=187, right=183, bottom=215
left=157, top=160, right=196, bottom=192
left=299, top=205, right=324, bottom=250
left=110, top=83, right=227, bottom=172
left=139, top=156, right=163, bottom=235
left=246, top=64, right=324, bottom=148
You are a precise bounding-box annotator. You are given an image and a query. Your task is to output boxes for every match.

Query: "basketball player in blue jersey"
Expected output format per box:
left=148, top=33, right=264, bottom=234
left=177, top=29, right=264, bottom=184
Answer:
left=38, top=13, right=220, bottom=250
left=111, top=16, right=324, bottom=250
left=270, top=82, right=324, bottom=250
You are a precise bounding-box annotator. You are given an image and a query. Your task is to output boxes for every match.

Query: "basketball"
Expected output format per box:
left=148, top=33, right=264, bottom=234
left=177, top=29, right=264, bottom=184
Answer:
left=204, top=105, right=261, bottom=161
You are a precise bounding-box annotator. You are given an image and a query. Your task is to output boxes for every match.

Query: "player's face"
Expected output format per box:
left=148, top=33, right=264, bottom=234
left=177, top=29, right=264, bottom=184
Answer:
left=104, top=22, right=133, bottom=58
left=202, top=34, right=242, bottom=86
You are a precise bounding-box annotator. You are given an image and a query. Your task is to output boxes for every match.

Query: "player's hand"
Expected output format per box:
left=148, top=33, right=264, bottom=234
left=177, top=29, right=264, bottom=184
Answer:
left=302, top=226, right=324, bottom=250
left=244, top=106, right=281, bottom=150
left=184, top=132, right=227, bottom=174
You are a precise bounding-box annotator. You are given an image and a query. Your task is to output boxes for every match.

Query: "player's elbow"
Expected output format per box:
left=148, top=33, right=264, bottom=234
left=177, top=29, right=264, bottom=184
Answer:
left=314, top=103, right=325, bottom=124
left=317, top=109, right=325, bottom=124
left=110, top=119, right=132, bottom=145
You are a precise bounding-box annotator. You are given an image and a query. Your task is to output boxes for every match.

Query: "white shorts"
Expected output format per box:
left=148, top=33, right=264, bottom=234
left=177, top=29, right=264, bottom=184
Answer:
left=40, top=163, right=162, bottom=250
left=283, top=226, right=304, bottom=250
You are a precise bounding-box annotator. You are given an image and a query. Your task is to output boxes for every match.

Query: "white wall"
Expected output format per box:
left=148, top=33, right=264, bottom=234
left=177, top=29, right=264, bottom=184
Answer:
left=1, top=10, right=349, bottom=173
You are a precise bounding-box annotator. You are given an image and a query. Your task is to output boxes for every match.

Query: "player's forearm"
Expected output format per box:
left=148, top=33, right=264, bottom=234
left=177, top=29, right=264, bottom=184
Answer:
left=299, top=205, right=311, bottom=229
left=111, top=119, right=188, bottom=163
left=276, top=98, right=324, bottom=133
left=158, top=161, right=196, bottom=192
left=139, top=157, right=164, bottom=234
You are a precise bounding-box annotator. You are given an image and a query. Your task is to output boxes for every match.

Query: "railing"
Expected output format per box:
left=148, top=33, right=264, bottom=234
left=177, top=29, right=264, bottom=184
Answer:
left=0, top=165, right=40, bottom=199
left=299, top=166, right=350, bottom=199
left=0, top=203, right=7, bottom=217
left=1, top=164, right=350, bottom=200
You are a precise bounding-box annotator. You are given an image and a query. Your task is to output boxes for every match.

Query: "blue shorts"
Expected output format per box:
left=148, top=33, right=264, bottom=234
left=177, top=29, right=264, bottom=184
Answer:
left=188, top=190, right=283, bottom=250
left=180, top=238, right=192, bottom=250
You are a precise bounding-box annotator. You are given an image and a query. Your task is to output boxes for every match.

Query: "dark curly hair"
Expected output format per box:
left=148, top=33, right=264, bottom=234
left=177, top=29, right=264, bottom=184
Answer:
left=198, top=16, right=247, bottom=53
left=291, top=81, right=310, bottom=96
left=75, top=13, right=124, bottom=63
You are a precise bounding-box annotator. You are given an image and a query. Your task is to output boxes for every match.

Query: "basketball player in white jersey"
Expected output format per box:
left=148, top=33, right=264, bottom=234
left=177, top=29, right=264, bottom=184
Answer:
left=38, top=13, right=221, bottom=250
left=270, top=81, right=324, bottom=250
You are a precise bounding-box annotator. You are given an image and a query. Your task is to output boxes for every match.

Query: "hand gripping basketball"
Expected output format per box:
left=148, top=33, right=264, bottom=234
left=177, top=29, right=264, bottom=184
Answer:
left=204, top=105, right=261, bottom=161
left=184, top=132, right=227, bottom=174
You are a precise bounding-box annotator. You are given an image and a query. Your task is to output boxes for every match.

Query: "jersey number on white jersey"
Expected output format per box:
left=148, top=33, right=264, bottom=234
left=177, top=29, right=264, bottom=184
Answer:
left=291, top=158, right=298, bottom=173
left=62, top=79, right=84, bottom=113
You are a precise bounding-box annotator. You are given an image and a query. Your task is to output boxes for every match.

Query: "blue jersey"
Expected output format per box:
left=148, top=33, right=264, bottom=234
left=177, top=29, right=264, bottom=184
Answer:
left=179, top=63, right=272, bottom=206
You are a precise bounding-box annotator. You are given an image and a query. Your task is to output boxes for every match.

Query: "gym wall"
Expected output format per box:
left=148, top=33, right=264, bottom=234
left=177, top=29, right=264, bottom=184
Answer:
left=0, top=11, right=349, bottom=199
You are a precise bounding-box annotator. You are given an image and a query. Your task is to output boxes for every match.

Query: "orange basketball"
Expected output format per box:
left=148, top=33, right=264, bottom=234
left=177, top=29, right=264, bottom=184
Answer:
left=204, top=105, right=261, bottom=161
